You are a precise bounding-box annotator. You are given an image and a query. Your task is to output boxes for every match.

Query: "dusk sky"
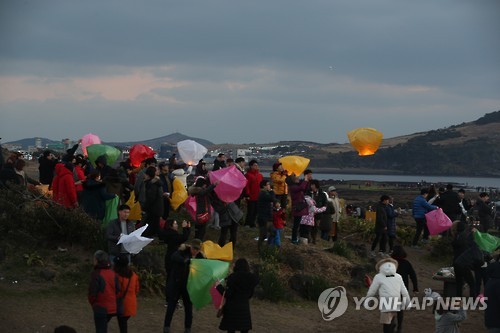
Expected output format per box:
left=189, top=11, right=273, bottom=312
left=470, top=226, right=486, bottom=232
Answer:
left=1, top=0, right=499, bottom=145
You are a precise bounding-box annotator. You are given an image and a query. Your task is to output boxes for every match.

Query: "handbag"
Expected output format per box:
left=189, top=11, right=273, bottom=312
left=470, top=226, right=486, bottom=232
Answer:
left=196, top=197, right=211, bottom=224
left=216, top=291, right=226, bottom=318
left=116, top=276, right=132, bottom=316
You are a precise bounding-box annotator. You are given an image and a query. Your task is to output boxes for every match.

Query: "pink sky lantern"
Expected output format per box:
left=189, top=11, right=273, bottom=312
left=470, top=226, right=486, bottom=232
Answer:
left=81, top=133, right=101, bottom=156
left=209, top=165, right=248, bottom=203
left=129, top=144, right=155, bottom=167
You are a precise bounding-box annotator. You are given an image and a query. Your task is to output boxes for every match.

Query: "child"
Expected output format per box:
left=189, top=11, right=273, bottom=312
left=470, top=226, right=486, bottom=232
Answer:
left=365, top=257, right=410, bottom=333
left=113, top=254, right=140, bottom=333
left=391, top=245, right=418, bottom=333
left=299, top=195, right=326, bottom=244
left=270, top=201, right=286, bottom=247
left=433, top=299, right=467, bottom=333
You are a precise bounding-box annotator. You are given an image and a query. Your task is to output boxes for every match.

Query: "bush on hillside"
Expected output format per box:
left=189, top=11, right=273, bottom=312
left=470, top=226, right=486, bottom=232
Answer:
left=0, top=186, right=104, bottom=250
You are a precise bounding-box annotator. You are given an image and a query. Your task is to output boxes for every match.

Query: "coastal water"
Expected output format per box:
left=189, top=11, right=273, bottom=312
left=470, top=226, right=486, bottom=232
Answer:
left=313, top=173, right=500, bottom=189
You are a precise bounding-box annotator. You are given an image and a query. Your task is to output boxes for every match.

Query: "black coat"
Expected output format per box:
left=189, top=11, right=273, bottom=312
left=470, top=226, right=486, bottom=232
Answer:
left=160, top=227, right=190, bottom=272
left=219, top=271, right=259, bottom=331
left=144, top=178, right=164, bottom=217
left=485, top=262, right=500, bottom=329
left=166, top=246, right=205, bottom=295
left=38, top=156, right=57, bottom=185
left=81, top=179, right=115, bottom=220
left=438, top=190, right=461, bottom=220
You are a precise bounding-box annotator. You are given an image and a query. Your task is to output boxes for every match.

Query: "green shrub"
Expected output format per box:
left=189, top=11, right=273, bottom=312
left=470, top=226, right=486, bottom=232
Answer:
left=326, top=240, right=353, bottom=259
left=0, top=187, right=104, bottom=250
left=259, top=265, right=287, bottom=302
left=302, top=275, right=331, bottom=301
left=137, top=268, right=165, bottom=296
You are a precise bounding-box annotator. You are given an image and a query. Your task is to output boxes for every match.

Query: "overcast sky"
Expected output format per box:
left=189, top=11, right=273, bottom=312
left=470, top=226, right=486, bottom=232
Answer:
left=1, top=0, right=499, bottom=145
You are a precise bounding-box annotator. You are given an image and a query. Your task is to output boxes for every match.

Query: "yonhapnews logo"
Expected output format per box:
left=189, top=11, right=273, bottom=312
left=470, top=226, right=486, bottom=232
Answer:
left=317, top=286, right=349, bottom=321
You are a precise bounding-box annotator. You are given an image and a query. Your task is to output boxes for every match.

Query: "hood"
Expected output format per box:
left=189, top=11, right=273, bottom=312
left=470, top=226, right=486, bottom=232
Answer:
left=172, top=169, right=185, bottom=176
left=95, top=155, right=107, bottom=166
left=376, top=258, right=398, bottom=275
left=54, top=163, right=72, bottom=177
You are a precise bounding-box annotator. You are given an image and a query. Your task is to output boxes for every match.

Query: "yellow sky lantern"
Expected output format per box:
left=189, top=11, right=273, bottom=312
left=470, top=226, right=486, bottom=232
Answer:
left=278, top=155, right=310, bottom=176
left=347, top=128, right=383, bottom=156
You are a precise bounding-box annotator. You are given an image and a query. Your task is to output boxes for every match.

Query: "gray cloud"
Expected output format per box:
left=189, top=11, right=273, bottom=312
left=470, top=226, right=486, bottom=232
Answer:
left=0, top=0, right=499, bottom=144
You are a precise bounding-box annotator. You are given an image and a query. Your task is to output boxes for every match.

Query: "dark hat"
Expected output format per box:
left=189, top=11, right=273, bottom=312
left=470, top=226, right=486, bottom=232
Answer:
left=189, top=238, right=202, bottom=250
left=272, top=162, right=282, bottom=171
left=113, top=253, right=129, bottom=267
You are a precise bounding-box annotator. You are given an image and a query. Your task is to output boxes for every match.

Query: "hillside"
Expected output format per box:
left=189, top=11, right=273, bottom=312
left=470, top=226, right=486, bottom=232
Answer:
left=309, top=110, right=500, bottom=177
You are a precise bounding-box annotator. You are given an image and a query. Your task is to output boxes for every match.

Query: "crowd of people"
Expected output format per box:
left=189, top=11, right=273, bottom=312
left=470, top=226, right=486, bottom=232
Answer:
left=1, top=144, right=499, bottom=333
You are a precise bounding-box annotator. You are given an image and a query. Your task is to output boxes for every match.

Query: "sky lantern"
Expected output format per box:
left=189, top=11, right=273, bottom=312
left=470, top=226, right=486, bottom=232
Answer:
left=187, top=259, right=230, bottom=309
left=208, top=165, right=247, bottom=203
left=201, top=240, right=233, bottom=262
left=347, top=128, right=383, bottom=156
left=170, top=178, right=188, bottom=210
left=81, top=133, right=101, bottom=157
left=177, top=139, right=208, bottom=165
left=129, top=144, right=155, bottom=167
left=278, top=155, right=310, bottom=176
left=87, top=144, right=121, bottom=167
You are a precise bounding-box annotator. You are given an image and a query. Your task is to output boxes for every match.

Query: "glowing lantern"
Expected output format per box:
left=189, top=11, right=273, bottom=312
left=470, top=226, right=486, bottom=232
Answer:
left=278, top=156, right=310, bottom=176
left=129, top=144, right=155, bottom=167
left=81, top=133, right=101, bottom=156
left=177, top=140, right=208, bottom=165
left=347, top=128, right=383, bottom=156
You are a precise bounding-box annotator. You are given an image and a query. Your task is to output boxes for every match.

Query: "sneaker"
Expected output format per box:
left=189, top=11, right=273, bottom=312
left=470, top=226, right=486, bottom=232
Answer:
left=369, top=251, right=377, bottom=258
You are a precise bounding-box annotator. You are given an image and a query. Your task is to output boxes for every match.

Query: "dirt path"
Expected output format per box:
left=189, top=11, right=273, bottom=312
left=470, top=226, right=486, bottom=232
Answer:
left=1, top=245, right=488, bottom=333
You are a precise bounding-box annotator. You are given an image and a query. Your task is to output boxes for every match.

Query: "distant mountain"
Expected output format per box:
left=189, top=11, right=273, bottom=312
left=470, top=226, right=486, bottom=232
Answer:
left=4, top=133, right=214, bottom=151
left=104, top=132, right=214, bottom=149
left=2, top=137, right=59, bottom=150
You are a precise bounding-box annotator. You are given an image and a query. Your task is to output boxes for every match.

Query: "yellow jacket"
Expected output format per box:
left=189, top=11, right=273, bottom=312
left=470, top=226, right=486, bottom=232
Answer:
left=270, top=171, right=288, bottom=195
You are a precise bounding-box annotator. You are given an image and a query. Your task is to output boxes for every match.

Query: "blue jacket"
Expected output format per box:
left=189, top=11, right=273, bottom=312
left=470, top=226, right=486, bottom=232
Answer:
left=412, top=195, right=437, bottom=219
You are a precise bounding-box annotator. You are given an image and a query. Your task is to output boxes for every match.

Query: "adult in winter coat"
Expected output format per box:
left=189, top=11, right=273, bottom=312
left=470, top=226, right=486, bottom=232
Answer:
left=391, top=245, right=418, bottom=333
left=219, top=258, right=259, bottom=333
left=82, top=171, right=116, bottom=221
left=188, top=176, right=217, bottom=240
left=485, top=259, right=500, bottom=331
left=163, top=239, right=205, bottom=333
left=411, top=188, right=438, bottom=247
left=52, top=163, right=78, bottom=208
left=159, top=219, right=190, bottom=280
left=451, top=222, right=481, bottom=298
left=477, top=192, right=495, bottom=233
left=38, top=150, right=58, bottom=186
left=244, top=160, right=263, bottom=228
left=106, top=205, right=135, bottom=262
left=288, top=174, right=310, bottom=244
left=143, top=166, right=164, bottom=238
left=88, top=250, right=118, bottom=333
left=270, top=162, right=288, bottom=208
left=370, top=195, right=390, bottom=256
left=113, top=254, right=140, bottom=333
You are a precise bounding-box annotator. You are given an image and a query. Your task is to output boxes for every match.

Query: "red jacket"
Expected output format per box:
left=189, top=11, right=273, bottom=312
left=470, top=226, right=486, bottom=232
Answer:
left=245, top=169, right=263, bottom=201
left=88, top=264, right=118, bottom=315
left=74, top=165, right=86, bottom=192
left=273, top=208, right=286, bottom=229
left=117, top=272, right=140, bottom=317
left=52, top=163, right=78, bottom=208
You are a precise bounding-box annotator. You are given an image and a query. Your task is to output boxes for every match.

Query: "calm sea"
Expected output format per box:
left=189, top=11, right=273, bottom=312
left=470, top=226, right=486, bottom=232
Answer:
left=313, top=173, right=500, bottom=189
